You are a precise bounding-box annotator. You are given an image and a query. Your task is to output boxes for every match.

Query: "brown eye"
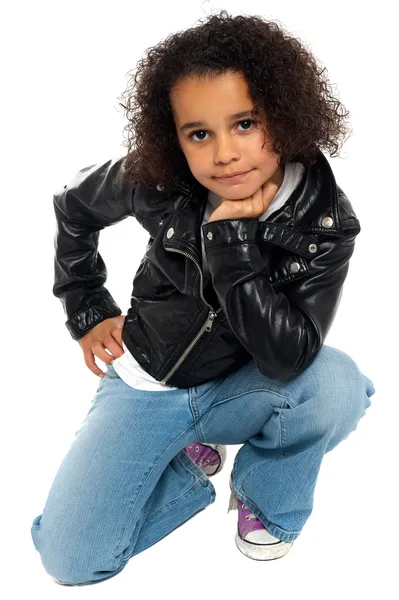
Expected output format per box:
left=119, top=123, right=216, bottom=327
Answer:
left=189, top=130, right=207, bottom=141
left=188, top=119, right=255, bottom=142
left=238, top=119, right=255, bottom=131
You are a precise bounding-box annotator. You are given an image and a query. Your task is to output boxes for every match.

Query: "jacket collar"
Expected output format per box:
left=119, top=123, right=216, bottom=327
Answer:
left=284, top=147, right=343, bottom=235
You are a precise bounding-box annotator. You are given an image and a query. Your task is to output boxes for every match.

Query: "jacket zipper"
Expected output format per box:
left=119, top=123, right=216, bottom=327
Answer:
left=159, top=246, right=222, bottom=384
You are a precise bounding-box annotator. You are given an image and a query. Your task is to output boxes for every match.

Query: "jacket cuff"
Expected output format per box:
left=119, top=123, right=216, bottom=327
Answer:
left=65, top=296, right=122, bottom=341
left=202, top=218, right=259, bottom=249
left=202, top=218, right=267, bottom=280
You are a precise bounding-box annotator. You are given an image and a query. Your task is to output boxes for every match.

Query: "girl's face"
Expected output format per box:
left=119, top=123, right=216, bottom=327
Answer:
left=170, top=71, right=284, bottom=199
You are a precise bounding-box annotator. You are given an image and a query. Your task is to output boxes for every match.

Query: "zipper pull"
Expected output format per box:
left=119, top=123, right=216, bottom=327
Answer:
left=205, top=311, right=217, bottom=332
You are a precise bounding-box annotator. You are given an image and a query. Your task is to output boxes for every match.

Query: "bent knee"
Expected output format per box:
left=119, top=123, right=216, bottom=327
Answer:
left=316, top=347, right=375, bottom=434
left=31, top=514, right=123, bottom=586
left=298, top=346, right=374, bottom=433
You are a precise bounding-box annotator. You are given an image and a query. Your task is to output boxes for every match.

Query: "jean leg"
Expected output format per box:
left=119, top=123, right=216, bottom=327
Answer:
left=30, top=365, right=215, bottom=586
left=232, top=346, right=375, bottom=541
left=192, top=346, right=375, bottom=543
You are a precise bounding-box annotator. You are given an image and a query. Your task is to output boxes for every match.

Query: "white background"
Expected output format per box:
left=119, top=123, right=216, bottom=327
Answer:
left=1, top=1, right=397, bottom=598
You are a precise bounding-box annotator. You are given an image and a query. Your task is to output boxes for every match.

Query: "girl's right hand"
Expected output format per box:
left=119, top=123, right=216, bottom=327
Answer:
left=77, top=315, right=126, bottom=378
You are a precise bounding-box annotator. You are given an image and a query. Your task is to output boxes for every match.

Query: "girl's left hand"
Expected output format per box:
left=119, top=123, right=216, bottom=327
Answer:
left=207, top=176, right=280, bottom=223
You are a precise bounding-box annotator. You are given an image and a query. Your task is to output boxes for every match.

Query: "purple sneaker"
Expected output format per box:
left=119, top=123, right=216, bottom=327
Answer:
left=228, top=474, right=294, bottom=560
left=183, top=443, right=226, bottom=476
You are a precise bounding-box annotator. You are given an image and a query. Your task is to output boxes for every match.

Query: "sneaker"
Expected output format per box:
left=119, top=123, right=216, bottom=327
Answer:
left=52, top=578, right=73, bottom=586
left=228, top=474, right=294, bottom=560
left=183, top=443, right=226, bottom=476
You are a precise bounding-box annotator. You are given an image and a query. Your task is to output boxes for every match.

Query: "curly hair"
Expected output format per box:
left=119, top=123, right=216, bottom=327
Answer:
left=118, top=9, right=351, bottom=194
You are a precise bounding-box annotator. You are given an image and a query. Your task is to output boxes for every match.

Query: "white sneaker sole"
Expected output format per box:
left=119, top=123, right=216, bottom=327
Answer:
left=235, top=529, right=294, bottom=560
left=53, top=578, right=73, bottom=586
left=228, top=473, right=294, bottom=560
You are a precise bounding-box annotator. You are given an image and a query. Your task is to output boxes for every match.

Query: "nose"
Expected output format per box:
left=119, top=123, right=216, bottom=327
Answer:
left=214, top=135, right=240, bottom=164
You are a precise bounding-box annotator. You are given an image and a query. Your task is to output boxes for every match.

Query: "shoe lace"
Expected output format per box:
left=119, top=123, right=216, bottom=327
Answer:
left=188, top=444, right=211, bottom=467
left=241, top=503, right=257, bottom=520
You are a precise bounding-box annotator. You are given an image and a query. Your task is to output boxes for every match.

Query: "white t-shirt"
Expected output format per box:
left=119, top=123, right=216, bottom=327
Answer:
left=112, top=161, right=305, bottom=390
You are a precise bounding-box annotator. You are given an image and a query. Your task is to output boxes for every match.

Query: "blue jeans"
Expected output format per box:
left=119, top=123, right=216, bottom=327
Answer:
left=31, top=345, right=375, bottom=585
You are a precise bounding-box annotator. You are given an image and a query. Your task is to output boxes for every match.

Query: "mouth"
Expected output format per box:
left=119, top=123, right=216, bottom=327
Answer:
left=215, top=169, right=253, bottom=182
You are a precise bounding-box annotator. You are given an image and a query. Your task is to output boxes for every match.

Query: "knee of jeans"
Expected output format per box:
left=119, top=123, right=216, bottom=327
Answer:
left=319, top=347, right=375, bottom=438
left=31, top=513, right=121, bottom=586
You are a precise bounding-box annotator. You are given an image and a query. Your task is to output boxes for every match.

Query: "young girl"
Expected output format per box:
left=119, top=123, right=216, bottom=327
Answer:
left=31, top=10, right=375, bottom=584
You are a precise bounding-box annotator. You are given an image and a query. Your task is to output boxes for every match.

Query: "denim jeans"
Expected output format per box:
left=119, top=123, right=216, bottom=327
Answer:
left=31, top=344, right=375, bottom=585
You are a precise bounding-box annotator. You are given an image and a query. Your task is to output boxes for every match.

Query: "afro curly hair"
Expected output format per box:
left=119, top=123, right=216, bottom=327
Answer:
left=118, top=9, right=351, bottom=194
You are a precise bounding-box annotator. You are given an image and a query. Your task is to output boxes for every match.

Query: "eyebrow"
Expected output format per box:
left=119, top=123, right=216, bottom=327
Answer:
left=179, top=110, right=255, bottom=132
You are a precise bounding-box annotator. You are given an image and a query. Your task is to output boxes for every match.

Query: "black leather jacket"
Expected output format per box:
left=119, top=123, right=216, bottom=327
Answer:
left=53, top=148, right=360, bottom=387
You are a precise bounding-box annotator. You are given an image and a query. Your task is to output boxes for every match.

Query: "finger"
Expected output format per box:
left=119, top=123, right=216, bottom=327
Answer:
left=261, top=181, right=279, bottom=210
left=105, top=333, right=125, bottom=358
left=83, top=349, right=105, bottom=378
left=114, top=315, right=126, bottom=329
left=247, top=186, right=264, bottom=215
left=91, top=340, right=116, bottom=365
left=111, top=327, right=125, bottom=352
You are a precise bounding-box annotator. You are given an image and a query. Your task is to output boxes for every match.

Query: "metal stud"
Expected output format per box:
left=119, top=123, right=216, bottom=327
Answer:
left=321, top=216, right=334, bottom=228
left=156, top=184, right=163, bottom=191
left=308, top=243, right=318, bottom=253
left=207, top=232, right=213, bottom=240
left=166, top=227, right=174, bottom=239
left=289, top=262, right=301, bottom=273
left=159, top=219, right=164, bottom=226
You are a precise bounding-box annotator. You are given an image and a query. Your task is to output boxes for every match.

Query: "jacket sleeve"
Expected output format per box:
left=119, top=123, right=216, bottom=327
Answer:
left=53, top=156, right=136, bottom=341
left=201, top=216, right=360, bottom=381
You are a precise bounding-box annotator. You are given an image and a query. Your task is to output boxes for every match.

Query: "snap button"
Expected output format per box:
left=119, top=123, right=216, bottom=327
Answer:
left=308, top=243, right=318, bottom=253
left=207, top=232, right=213, bottom=240
left=156, top=184, right=163, bottom=191
left=321, top=216, right=334, bottom=228
left=166, top=227, right=174, bottom=239
left=289, top=262, right=301, bottom=273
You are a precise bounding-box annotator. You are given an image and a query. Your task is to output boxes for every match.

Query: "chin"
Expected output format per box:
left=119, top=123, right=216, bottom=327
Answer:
left=215, top=179, right=259, bottom=194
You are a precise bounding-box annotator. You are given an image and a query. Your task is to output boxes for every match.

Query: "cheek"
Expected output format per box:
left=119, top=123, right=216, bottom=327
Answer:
left=257, top=138, right=280, bottom=166
left=184, top=153, right=204, bottom=176
left=258, top=129, right=276, bottom=154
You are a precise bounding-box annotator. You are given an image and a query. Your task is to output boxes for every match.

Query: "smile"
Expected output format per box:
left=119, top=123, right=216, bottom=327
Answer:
left=215, top=169, right=253, bottom=182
